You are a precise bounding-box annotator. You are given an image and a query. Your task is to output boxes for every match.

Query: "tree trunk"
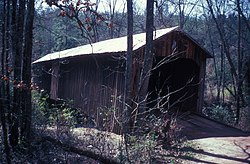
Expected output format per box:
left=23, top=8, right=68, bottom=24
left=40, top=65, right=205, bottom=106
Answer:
left=220, top=47, right=225, bottom=105
left=9, top=0, right=18, bottom=147
left=0, top=0, right=12, bottom=162
left=236, top=0, right=243, bottom=123
left=5, top=0, right=11, bottom=126
left=206, top=0, right=237, bottom=79
left=178, top=0, right=185, bottom=29
left=21, top=0, right=35, bottom=142
left=138, top=0, right=154, bottom=113
left=123, top=0, right=133, bottom=134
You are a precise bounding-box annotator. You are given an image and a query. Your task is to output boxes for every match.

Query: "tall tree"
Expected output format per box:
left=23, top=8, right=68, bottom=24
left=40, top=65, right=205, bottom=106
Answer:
left=9, top=0, right=25, bottom=147
left=0, top=0, right=11, bottom=162
left=236, top=0, right=243, bottom=123
left=21, top=0, right=35, bottom=141
left=123, top=0, right=133, bottom=134
left=0, top=0, right=35, bottom=161
left=138, top=0, right=154, bottom=113
left=203, top=0, right=250, bottom=123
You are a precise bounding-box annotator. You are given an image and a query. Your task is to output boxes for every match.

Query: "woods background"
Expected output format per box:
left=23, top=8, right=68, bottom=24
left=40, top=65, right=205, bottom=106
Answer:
left=0, top=0, right=250, bottom=163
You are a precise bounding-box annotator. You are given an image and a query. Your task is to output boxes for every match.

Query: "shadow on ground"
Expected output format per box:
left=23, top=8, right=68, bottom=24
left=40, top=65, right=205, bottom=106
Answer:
left=176, top=114, right=250, bottom=164
left=178, top=114, right=250, bottom=140
left=178, top=145, right=250, bottom=164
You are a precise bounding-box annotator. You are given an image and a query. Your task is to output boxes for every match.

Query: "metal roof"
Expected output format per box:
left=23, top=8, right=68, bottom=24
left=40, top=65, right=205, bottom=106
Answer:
left=33, top=26, right=212, bottom=64
left=33, top=26, right=179, bottom=63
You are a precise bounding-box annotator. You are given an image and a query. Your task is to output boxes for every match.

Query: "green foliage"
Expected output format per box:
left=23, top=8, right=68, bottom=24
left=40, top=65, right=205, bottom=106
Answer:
left=99, top=106, right=119, bottom=132
left=127, top=134, right=158, bottom=163
left=32, top=90, right=81, bottom=128
left=33, top=9, right=88, bottom=60
left=116, top=134, right=158, bottom=163
left=203, top=105, right=235, bottom=124
left=238, top=107, right=250, bottom=132
left=32, top=90, right=50, bottom=127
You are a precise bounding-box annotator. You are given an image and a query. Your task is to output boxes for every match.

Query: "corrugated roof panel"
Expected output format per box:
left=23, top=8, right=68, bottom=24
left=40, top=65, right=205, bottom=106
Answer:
left=33, top=26, right=179, bottom=63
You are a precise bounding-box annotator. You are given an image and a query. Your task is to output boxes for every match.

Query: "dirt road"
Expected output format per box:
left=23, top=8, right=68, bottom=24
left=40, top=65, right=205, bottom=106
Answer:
left=178, top=114, right=250, bottom=164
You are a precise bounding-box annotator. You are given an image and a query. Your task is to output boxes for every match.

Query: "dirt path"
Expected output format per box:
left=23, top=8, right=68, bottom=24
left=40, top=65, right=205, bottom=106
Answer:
left=178, top=114, right=250, bottom=164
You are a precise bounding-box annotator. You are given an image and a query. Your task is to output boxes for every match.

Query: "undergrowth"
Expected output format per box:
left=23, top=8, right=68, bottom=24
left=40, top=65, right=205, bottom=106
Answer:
left=0, top=90, right=191, bottom=163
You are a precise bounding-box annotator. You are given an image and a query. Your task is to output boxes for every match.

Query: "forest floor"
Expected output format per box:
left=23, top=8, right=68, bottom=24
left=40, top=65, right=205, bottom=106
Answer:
left=2, top=113, right=249, bottom=163
left=177, top=114, right=250, bottom=164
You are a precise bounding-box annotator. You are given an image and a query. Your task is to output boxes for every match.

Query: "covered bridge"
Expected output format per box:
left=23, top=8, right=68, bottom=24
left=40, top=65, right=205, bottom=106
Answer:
left=33, top=26, right=212, bottom=132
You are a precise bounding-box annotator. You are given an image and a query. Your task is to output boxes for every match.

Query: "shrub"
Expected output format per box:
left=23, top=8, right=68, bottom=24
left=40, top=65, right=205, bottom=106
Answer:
left=203, top=104, right=234, bottom=124
left=32, top=90, right=81, bottom=128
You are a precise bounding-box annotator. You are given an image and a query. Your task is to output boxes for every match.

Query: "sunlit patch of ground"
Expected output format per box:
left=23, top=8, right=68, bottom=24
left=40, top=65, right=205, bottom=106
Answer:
left=177, top=114, right=250, bottom=164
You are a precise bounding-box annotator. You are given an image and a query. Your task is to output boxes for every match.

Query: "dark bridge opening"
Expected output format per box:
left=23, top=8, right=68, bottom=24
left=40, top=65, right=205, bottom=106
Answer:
left=147, top=57, right=200, bottom=114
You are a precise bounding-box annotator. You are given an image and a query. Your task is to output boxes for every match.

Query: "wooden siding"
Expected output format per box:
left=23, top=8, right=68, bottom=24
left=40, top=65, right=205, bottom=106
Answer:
left=153, top=31, right=205, bottom=65
left=135, top=31, right=207, bottom=113
left=57, top=55, right=125, bottom=133
left=34, top=30, right=209, bottom=133
left=50, top=62, right=60, bottom=100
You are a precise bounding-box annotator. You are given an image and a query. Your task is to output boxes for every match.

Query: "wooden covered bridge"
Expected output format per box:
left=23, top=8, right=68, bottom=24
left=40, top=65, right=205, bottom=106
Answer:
left=33, top=26, right=212, bottom=132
